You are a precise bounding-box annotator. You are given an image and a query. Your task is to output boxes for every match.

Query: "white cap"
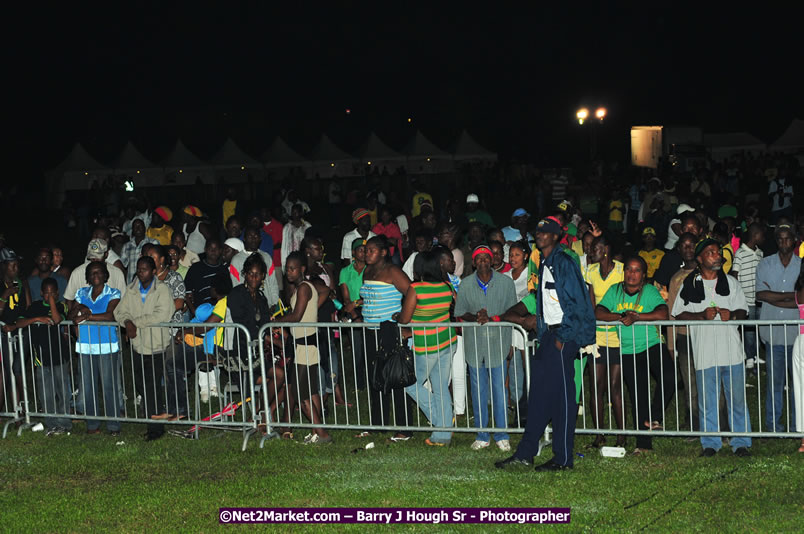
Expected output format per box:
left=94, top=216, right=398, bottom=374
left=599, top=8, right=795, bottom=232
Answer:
left=223, top=238, right=245, bottom=253
left=676, top=203, right=694, bottom=215
left=466, top=193, right=480, bottom=204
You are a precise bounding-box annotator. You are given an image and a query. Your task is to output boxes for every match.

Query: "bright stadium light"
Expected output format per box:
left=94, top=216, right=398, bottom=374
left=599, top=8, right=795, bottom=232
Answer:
left=596, top=107, right=607, bottom=120
left=577, top=108, right=589, bottom=125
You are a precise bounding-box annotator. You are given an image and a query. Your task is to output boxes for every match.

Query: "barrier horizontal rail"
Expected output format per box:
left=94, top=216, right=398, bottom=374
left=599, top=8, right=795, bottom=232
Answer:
left=5, top=321, right=261, bottom=451
left=5, top=317, right=803, bottom=453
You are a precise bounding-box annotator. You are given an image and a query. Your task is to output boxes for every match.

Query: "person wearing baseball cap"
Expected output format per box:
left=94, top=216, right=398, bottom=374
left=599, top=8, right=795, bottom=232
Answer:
left=639, top=227, right=665, bottom=282
left=455, top=244, right=517, bottom=453
left=147, top=206, right=175, bottom=246
left=665, top=204, right=696, bottom=250
left=340, top=208, right=376, bottom=266
left=496, top=213, right=595, bottom=472
left=465, top=194, right=495, bottom=229
left=502, top=208, right=534, bottom=246
left=64, top=238, right=128, bottom=304
left=673, top=236, right=751, bottom=458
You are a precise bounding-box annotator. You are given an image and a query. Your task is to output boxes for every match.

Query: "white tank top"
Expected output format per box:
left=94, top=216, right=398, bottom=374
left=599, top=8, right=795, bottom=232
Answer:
left=183, top=222, right=206, bottom=255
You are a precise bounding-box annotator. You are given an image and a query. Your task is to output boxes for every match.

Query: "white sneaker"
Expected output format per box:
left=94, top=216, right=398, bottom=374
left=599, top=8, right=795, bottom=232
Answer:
left=304, top=433, right=318, bottom=445
left=496, top=439, right=511, bottom=452
left=470, top=440, right=490, bottom=450
left=757, top=356, right=765, bottom=365
left=745, top=358, right=755, bottom=369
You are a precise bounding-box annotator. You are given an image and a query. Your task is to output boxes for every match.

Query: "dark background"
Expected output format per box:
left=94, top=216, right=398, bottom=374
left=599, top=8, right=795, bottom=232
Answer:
left=5, top=4, right=804, bottom=189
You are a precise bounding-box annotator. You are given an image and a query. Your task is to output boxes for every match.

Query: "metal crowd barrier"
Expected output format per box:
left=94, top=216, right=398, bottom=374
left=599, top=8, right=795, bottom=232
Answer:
left=5, top=320, right=261, bottom=451
left=256, top=321, right=533, bottom=448
left=575, top=319, right=804, bottom=441
left=1, top=325, right=26, bottom=437
left=5, top=317, right=803, bottom=452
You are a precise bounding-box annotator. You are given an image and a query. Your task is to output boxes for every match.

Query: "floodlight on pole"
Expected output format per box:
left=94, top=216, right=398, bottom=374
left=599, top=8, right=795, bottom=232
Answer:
left=577, top=108, right=589, bottom=125
left=596, top=108, right=606, bottom=120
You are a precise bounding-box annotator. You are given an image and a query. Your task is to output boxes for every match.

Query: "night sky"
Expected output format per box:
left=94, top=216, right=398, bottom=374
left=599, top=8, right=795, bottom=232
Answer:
left=6, top=4, right=803, bottom=187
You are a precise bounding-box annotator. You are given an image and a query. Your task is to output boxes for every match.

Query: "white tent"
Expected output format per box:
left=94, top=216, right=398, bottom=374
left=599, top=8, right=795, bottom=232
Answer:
left=358, top=132, right=405, bottom=174
left=261, top=137, right=308, bottom=168
left=112, top=141, right=162, bottom=187
left=403, top=130, right=453, bottom=174
left=451, top=129, right=497, bottom=161
left=704, top=132, right=766, bottom=160
left=770, top=119, right=804, bottom=153
left=209, top=137, right=263, bottom=183
left=309, top=134, right=358, bottom=178
left=45, top=143, right=110, bottom=205
left=160, top=139, right=212, bottom=185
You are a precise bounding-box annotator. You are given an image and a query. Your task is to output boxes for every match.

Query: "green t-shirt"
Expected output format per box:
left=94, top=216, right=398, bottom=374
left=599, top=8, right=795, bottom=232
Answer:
left=465, top=210, right=495, bottom=229
left=522, top=292, right=538, bottom=315
left=338, top=262, right=365, bottom=303
left=599, top=283, right=665, bottom=355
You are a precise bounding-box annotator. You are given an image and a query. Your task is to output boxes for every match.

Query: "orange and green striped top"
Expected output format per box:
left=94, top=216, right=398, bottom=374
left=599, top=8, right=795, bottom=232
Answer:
left=410, top=282, right=457, bottom=355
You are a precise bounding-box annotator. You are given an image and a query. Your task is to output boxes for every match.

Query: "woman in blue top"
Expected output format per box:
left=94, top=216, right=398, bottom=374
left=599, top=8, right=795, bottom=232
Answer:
left=357, top=236, right=412, bottom=441
left=68, top=261, right=122, bottom=435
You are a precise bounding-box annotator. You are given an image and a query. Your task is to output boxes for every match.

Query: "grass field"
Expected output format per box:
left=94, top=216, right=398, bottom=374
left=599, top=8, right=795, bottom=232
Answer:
left=1, top=417, right=802, bottom=533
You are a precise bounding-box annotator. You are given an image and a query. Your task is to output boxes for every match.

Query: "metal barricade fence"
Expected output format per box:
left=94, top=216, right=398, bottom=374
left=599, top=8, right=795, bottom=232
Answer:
left=575, top=320, right=804, bottom=442
left=7, top=321, right=261, bottom=451
left=1, top=324, right=26, bottom=437
left=256, top=321, right=533, bottom=447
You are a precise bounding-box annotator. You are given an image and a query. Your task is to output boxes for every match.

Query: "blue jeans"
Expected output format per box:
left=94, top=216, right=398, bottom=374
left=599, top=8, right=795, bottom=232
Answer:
left=35, top=363, right=73, bottom=430
left=80, top=352, right=122, bottom=432
left=765, top=343, right=797, bottom=432
left=468, top=363, right=509, bottom=442
left=696, top=363, right=751, bottom=451
left=405, top=346, right=454, bottom=444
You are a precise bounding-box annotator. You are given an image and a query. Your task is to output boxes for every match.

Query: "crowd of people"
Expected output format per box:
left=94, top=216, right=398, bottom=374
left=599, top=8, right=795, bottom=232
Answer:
left=1, top=153, right=803, bottom=466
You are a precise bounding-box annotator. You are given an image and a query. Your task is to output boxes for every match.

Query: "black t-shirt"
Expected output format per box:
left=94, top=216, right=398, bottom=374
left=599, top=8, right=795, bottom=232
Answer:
left=227, top=284, right=270, bottom=355
left=653, top=249, right=683, bottom=288
left=184, top=262, right=228, bottom=308
left=24, top=300, right=73, bottom=366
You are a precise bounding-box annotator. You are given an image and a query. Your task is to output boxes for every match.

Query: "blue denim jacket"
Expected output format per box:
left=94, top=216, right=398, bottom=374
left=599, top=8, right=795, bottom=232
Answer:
left=536, top=246, right=596, bottom=346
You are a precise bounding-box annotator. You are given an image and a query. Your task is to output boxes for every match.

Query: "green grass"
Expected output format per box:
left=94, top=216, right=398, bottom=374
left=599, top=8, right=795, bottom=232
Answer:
left=1, top=420, right=802, bottom=533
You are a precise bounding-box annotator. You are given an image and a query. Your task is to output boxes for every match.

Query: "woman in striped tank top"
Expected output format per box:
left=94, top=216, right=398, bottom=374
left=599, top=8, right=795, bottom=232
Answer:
left=398, top=250, right=457, bottom=446
left=358, top=236, right=413, bottom=441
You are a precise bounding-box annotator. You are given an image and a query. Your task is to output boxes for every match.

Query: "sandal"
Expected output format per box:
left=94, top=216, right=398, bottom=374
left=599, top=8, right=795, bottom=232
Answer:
left=388, top=434, right=411, bottom=443
left=354, top=431, right=371, bottom=438
left=281, top=431, right=294, bottom=440
left=644, top=420, right=663, bottom=431
left=632, top=447, right=651, bottom=456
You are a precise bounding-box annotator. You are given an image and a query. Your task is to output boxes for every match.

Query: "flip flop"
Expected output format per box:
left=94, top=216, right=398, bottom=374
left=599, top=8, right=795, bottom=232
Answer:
left=354, top=431, right=371, bottom=438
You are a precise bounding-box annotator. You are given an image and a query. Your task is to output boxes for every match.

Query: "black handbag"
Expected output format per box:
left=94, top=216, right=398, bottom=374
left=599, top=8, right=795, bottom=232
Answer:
left=371, top=321, right=416, bottom=394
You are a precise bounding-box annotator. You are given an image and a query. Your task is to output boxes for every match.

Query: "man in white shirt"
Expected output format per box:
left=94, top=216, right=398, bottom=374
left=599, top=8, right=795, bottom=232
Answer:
left=731, top=223, right=765, bottom=367
left=64, top=239, right=127, bottom=307
left=340, top=208, right=375, bottom=267
left=768, top=175, right=793, bottom=222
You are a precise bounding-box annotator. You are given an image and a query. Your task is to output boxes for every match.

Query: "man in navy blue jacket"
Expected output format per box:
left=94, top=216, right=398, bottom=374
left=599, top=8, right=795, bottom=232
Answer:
left=496, top=216, right=595, bottom=471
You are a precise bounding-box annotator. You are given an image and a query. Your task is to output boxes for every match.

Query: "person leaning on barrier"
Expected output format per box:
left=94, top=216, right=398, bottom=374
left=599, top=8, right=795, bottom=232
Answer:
left=496, top=216, right=595, bottom=472
left=397, top=249, right=458, bottom=447
left=594, top=255, right=675, bottom=455
left=272, top=251, right=331, bottom=444
left=67, top=261, right=122, bottom=436
left=114, top=256, right=174, bottom=442
left=456, top=244, right=517, bottom=452
left=672, top=237, right=752, bottom=458
left=5, top=277, right=73, bottom=435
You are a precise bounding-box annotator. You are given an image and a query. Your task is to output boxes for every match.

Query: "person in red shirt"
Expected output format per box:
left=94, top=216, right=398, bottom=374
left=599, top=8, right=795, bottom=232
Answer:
left=372, top=206, right=404, bottom=266
left=260, top=206, right=284, bottom=270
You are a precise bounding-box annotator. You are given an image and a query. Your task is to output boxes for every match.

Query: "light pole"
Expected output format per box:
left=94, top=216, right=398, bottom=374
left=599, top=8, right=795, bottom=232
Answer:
left=576, top=107, right=606, bottom=160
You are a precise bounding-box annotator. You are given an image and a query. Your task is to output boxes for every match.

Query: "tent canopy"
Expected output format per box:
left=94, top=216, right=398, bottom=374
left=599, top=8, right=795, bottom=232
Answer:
left=451, top=129, right=497, bottom=160
left=113, top=141, right=158, bottom=173
left=261, top=137, right=308, bottom=166
left=161, top=139, right=208, bottom=170
left=403, top=130, right=450, bottom=159
left=771, top=119, right=804, bottom=151
left=210, top=138, right=261, bottom=168
left=309, top=134, right=354, bottom=162
left=358, top=132, right=405, bottom=161
left=48, top=142, right=107, bottom=174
